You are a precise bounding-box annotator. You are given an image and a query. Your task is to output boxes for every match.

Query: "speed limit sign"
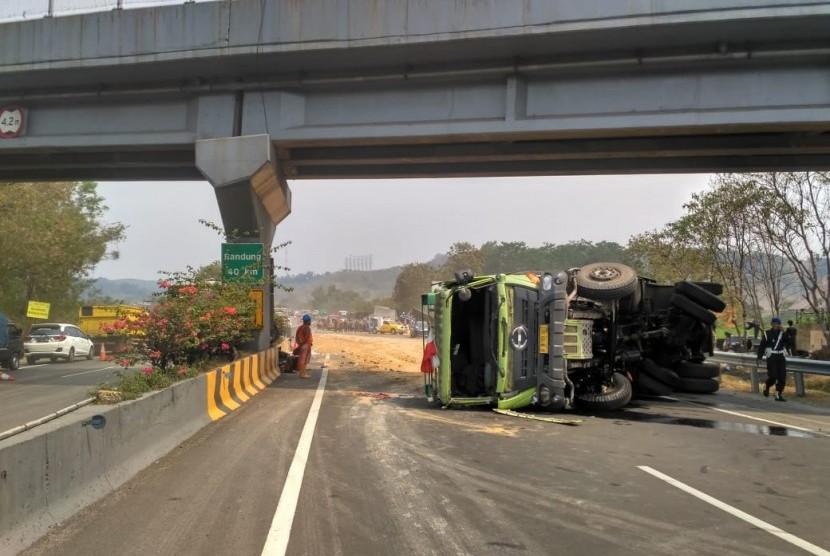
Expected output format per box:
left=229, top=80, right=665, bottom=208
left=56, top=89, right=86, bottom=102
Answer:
left=0, top=106, right=25, bottom=138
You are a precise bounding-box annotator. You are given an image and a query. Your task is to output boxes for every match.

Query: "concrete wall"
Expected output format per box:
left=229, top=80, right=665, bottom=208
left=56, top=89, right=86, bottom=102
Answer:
left=0, top=347, right=279, bottom=556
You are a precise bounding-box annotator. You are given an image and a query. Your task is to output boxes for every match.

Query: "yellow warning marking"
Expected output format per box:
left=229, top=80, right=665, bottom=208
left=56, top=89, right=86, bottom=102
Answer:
left=232, top=361, right=250, bottom=403
left=219, top=364, right=241, bottom=410
left=251, top=356, right=266, bottom=390
left=206, top=371, right=227, bottom=421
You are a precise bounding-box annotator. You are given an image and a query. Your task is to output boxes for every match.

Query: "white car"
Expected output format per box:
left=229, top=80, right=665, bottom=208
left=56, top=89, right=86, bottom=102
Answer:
left=24, top=323, right=95, bottom=364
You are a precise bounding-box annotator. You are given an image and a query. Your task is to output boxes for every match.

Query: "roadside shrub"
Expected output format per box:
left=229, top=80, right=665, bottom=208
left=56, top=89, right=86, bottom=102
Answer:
left=107, top=365, right=197, bottom=400
left=97, top=268, right=258, bottom=399
left=103, top=272, right=256, bottom=369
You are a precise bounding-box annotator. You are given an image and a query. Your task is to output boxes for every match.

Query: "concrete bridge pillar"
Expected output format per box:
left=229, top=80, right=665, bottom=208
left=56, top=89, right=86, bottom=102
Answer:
left=195, top=134, right=292, bottom=351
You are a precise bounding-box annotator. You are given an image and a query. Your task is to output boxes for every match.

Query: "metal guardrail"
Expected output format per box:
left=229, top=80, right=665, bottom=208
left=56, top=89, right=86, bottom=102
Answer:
left=0, top=0, right=214, bottom=23
left=708, top=350, right=830, bottom=397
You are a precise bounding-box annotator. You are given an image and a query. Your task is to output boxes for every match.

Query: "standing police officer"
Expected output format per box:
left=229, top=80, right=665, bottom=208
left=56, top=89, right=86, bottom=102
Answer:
left=757, top=317, right=794, bottom=401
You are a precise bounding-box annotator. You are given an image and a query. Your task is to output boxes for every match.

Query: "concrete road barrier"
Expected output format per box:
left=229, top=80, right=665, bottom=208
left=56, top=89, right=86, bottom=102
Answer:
left=0, top=347, right=279, bottom=555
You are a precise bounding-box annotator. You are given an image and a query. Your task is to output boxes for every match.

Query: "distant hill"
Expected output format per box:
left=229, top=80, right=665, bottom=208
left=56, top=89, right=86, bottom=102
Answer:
left=274, top=267, right=402, bottom=308
left=88, top=267, right=404, bottom=307
left=87, top=278, right=159, bottom=303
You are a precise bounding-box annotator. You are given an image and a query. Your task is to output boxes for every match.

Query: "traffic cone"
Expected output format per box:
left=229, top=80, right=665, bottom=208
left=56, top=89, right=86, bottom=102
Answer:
left=99, top=343, right=107, bottom=361
left=0, top=372, right=14, bottom=381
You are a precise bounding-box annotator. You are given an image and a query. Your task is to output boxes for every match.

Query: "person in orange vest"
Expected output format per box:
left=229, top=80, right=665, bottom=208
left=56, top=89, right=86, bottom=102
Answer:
left=294, top=314, right=313, bottom=378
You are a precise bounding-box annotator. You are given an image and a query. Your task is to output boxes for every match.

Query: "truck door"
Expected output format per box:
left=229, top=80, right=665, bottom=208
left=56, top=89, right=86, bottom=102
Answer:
left=509, top=286, right=539, bottom=392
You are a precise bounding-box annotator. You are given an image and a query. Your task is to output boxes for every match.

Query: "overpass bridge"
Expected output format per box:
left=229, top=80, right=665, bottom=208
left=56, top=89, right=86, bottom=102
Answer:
left=1, top=0, right=829, bottom=182
left=1, top=0, right=829, bottom=345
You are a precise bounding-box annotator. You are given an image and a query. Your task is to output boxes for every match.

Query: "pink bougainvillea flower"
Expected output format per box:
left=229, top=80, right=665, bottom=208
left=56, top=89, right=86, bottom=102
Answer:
left=149, top=350, right=161, bottom=359
left=119, top=358, right=131, bottom=368
left=142, top=366, right=153, bottom=375
left=178, top=366, right=188, bottom=375
left=224, top=306, right=237, bottom=316
left=221, top=342, right=230, bottom=351
left=159, top=279, right=170, bottom=289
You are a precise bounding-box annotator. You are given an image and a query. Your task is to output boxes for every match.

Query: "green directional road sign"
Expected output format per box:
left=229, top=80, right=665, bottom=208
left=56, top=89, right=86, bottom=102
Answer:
left=221, top=243, right=264, bottom=283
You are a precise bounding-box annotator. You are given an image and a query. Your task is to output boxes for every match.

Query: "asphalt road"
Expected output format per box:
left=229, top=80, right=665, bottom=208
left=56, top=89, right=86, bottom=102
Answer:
left=19, top=360, right=830, bottom=556
left=0, top=360, right=125, bottom=433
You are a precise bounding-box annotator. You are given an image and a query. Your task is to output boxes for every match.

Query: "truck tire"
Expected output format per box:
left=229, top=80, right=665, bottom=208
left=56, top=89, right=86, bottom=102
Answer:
left=675, top=281, right=726, bottom=312
left=676, top=376, right=720, bottom=394
left=670, top=294, right=716, bottom=325
left=675, top=362, right=720, bottom=379
left=693, top=281, right=724, bottom=295
left=637, top=372, right=674, bottom=396
left=575, top=372, right=632, bottom=411
left=641, top=358, right=681, bottom=388
left=575, top=262, right=638, bottom=301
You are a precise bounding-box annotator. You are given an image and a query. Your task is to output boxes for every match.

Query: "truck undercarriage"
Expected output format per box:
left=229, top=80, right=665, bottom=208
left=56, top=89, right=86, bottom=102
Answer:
left=429, top=263, right=725, bottom=412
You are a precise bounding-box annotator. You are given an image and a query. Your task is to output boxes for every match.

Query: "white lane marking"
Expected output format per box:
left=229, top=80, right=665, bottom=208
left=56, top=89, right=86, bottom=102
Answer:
left=663, top=396, right=830, bottom=437
left=639, top=466, right=830, bottom=556
left=261, top=369, right=328, bottom=556
left=60, top=365, right=118, bottom=378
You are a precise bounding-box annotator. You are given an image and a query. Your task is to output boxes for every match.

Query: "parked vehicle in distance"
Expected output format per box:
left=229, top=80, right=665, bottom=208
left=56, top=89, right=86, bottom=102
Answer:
left=377, top=321, right=405, bottom=335
left=78, top=304, right=145, bottom=355
left=411, top=321, right=430, bottom=338
left=0, top=322, right=24, bottom=370
left=724, top=336, right=759, bottom=353
left=24, top=323, right=95, bottom=364
left=423, top=263, right=725, bottom=412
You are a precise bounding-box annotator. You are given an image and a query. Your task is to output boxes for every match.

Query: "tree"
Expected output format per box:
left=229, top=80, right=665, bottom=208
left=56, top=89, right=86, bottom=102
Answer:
left=755, top=172, right=830, bottom=344
left=480, top=241, right=532, bottom=273
left=309, top=285, right=373, bottom=313
left=443, top=242, right=484, bottom=278
left=0, top=181, right=125, bottom=323
left=393, top=263, right=436, bottom=312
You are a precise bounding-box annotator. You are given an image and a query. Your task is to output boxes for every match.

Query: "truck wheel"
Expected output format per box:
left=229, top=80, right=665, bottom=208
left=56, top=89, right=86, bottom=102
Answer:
left=676, top=376, right=720, bottom=394
left=693, top=281, right=724, bottom=295
left=641, top=358, right=680, bottom=388
left=575, top=262, right=637, bottom=301
left=670, top=294, right=716, bottom=325
left=675, top=281, right=726, bottom=312
left=575, top=372, right=632, bottom=411
left=636, top=372, right=674, bottom=396
left=675, top=362, right=720, bottom=379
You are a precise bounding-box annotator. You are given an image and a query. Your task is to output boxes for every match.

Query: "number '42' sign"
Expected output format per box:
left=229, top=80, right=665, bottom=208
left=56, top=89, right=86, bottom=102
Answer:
left=0, top=106, right=25, bottom=138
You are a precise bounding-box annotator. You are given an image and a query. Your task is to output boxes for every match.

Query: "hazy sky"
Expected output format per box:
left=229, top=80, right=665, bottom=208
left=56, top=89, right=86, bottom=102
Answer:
left=91, top=175, right=714, bottom=281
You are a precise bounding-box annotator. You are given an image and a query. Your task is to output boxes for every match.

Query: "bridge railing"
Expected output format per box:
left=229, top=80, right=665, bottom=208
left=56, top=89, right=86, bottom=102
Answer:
left=0, top=0, right=216, bottom=22
left=708, top=351, right=830, bottom=397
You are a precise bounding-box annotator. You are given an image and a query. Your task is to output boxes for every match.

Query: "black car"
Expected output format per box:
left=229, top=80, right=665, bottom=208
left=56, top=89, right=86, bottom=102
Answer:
left=724, top=336, right=760, bottom=353
left=0, top=322, right=24, bottom=370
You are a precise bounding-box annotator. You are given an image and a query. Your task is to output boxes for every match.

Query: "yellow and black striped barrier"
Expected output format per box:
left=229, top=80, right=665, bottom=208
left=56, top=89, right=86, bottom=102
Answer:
left=206, top=347, right=279, bottom=421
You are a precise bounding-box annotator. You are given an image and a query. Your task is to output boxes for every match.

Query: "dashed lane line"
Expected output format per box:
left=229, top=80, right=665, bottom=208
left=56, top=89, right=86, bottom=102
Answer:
left=639, top=465, right=830, bottom=556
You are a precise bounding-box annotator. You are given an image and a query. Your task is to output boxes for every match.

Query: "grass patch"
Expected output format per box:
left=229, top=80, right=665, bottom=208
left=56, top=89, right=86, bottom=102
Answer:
left=719, top=364, right=830, bottom=408
left=96, top=366, right=200, bottom=402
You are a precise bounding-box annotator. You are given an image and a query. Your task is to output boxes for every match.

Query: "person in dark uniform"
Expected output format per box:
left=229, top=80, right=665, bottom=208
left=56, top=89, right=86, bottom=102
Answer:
left=786, top=320, right=798, bottom=353
left=757, top=317, right=794, bottom=402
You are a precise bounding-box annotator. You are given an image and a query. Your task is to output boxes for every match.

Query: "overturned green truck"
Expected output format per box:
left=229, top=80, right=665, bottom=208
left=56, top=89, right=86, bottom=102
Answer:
left=422, top=263, right=725, bottom=412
